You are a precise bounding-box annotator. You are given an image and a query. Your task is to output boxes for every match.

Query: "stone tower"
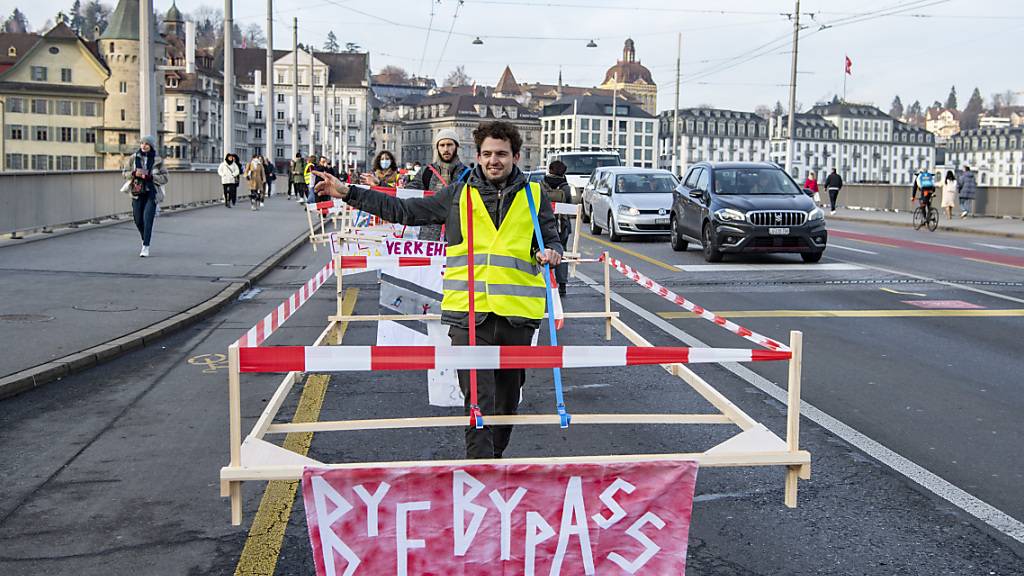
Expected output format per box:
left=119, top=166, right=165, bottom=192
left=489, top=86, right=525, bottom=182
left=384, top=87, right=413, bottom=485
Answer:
left=99, top=0, right=165, bottom=168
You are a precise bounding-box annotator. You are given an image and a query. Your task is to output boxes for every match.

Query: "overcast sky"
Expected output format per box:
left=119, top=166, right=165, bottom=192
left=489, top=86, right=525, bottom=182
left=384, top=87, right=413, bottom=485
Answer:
left=9, top=0, right=1023, bottom=113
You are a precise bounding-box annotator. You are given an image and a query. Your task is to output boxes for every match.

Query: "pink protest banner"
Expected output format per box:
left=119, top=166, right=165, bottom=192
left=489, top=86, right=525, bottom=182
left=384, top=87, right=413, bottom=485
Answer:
left=301, top=459, right=699, bottom=575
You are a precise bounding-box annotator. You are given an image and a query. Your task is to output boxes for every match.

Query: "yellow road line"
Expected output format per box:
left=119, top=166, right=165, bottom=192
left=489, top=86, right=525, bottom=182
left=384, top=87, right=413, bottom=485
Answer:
left=658, top=309, right=1024, bottom=319
left=879, top=287, right=927, bottom=297
left=844, top=237, right=902, bottom=249
left=234, top=288, right=359, bottom=576
left=579, top=232, right=680, bottom=273
left=964, top=257, right=1024, bottom=271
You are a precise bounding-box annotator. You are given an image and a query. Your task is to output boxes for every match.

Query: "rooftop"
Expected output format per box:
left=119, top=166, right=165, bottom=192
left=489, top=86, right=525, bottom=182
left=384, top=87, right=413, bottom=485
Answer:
left=542, top=93, right=654, bottom=119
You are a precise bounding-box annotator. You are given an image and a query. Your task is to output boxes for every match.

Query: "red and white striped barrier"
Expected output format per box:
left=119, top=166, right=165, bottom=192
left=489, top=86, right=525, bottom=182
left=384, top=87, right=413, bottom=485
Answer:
left=337, top=255, right=446, bottom=269
left=601, top=254, right=789, bottom=352
left=238, top=345, right=791, bottom=372
left=235, top=259, right=336, bottom=348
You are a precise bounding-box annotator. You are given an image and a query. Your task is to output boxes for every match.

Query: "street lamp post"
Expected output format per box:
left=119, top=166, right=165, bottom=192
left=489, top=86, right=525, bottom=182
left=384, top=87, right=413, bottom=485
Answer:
left=784, top=0, right=801, bottom=177
left=223, top=0, right=234, bottom=156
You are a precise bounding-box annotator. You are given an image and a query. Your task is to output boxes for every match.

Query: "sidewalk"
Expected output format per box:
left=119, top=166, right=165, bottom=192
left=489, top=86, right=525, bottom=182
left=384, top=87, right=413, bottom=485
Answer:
left=0, top=195, right=313, bottom=399
left=828, top=206, right=1024, bottom=238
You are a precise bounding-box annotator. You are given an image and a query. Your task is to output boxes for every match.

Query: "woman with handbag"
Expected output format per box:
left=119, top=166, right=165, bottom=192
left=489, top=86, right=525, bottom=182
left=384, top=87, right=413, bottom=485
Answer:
left=245, top=154, right=267, bottom=210
left=122, top=135, right=168, bottom=257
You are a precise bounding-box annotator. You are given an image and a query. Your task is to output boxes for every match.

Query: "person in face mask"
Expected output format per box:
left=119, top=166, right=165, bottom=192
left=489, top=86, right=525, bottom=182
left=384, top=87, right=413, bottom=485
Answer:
left=361, top=150, right=400, bottom=188
left=405, top=128, right=471, bottom=240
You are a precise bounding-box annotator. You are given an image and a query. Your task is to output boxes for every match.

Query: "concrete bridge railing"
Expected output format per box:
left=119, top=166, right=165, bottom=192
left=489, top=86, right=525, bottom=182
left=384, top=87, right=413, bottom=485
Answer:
left=841, top=184, right=1024, bottom=218
left=0, top=170, right=222, bottom=236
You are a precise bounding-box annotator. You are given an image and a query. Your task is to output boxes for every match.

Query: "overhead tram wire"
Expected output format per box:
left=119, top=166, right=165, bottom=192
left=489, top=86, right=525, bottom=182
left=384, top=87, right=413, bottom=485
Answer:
left=433, top=0, right=465, bottom=78
left=678, top=0, right=950, bottom=87
left=418, top=0, right=439, bottom=75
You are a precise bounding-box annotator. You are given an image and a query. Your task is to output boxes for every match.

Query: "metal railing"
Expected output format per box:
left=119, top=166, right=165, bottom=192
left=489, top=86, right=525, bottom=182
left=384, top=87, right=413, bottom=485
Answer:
left=0, top=169, right=222, bottom=236
left=840, top=184, right=1024, bottom=218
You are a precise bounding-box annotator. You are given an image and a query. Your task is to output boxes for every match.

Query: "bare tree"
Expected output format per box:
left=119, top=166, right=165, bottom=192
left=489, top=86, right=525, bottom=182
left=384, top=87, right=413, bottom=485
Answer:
left=444, top=65, right=472, bottom=87
left=377, top=65, right=409, bottom=82
left=242, top=22, right=265, bottom=48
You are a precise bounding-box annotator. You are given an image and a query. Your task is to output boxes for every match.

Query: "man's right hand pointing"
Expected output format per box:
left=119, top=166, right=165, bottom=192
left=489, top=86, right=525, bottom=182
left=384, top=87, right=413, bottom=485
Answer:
left=312, top=170, right=349, bottom=199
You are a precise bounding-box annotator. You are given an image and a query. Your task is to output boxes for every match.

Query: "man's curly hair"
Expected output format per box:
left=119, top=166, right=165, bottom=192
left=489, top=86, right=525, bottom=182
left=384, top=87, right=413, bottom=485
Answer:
left=472, top=121, right=523, bottom=156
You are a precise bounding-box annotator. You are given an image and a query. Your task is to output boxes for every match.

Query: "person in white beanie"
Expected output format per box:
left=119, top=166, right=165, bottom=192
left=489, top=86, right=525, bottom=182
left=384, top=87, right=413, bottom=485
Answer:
left=405, top=128, right=471, bottom=240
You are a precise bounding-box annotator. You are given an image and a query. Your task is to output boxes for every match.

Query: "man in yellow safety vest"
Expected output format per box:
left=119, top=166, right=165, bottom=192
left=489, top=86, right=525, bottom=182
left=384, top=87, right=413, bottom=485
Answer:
left=313, top=120, right=563, bottom=459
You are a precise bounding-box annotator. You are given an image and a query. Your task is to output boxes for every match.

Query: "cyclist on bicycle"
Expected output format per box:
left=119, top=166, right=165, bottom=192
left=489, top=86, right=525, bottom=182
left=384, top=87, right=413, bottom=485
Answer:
left=912, top=168, right=937, bottom=214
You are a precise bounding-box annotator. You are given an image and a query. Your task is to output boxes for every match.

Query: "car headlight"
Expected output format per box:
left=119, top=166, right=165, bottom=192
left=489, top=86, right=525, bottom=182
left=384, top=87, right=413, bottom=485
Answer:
left=808, top=207, right=824, bottom=221
left=618, top=205, right=640, bottom=216
left=714, top=208, right=746, bottom=222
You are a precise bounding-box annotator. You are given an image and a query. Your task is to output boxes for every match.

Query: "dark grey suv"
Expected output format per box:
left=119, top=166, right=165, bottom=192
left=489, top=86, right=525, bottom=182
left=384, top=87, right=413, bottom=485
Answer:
left=670, top=162, right=827, bottom=263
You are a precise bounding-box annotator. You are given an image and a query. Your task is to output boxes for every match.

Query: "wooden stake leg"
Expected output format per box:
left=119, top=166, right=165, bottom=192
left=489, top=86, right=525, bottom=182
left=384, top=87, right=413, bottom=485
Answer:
left=230, top=481, right=242, bottom=525
left=784, top=330, right=804, bottom=508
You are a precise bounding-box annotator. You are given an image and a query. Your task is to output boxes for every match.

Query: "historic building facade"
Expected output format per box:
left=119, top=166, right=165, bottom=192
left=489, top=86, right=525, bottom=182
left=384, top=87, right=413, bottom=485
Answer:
left=0, top=23, right=108, bottom=171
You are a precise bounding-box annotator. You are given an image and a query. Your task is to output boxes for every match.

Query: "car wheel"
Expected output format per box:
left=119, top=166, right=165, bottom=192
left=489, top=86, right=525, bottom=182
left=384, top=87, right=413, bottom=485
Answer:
left=670, top=215, right=688, bottom=252
left=581, top=201, right=591, bottom=223
left=801, top=251, right=824, bottom=263
left=589, top=209, right=602, bottom=235
left=702, top=222, right=723, bottom=263
left=608, top=213, right=622, bottom=242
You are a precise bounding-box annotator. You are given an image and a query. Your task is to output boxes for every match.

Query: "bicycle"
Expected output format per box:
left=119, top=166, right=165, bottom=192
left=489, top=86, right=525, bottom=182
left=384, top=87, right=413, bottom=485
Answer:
left=912, top=193, right=938, bottom=231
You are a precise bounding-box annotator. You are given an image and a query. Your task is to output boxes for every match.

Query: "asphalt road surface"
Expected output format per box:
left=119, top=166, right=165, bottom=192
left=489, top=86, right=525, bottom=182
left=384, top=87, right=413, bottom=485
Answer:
left=1, top=216, right=1023, bottom=575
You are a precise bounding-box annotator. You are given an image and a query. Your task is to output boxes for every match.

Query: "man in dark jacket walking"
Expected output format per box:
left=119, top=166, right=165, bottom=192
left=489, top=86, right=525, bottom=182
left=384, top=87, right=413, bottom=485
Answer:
left=957, top=165, right=978, bottom=218
left=824, top=168, right=843, bottom=215
left=405, top=128, right=471, bottom=241
left=314, top=121, right=563, bottom=460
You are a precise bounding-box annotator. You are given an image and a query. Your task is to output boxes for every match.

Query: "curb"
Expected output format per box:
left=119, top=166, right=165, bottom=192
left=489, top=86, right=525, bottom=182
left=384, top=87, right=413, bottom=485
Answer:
left=827, top=213, right=1024, bottom=239
left=0, top=228, right=312, bottom=401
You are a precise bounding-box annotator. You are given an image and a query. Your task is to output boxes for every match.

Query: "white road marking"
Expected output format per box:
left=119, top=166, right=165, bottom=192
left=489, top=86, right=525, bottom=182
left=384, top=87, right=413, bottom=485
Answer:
left=577, top=270, right=1024, bottom=544
left=676, top=263, right=863, bottom=272
left=975, top=242, right=1024, bottom=252
left=829, top=258, right=1024, bottom=306
left=827, top=243, right=878, bottom=255
left=929, top=241, right=970, bottom=251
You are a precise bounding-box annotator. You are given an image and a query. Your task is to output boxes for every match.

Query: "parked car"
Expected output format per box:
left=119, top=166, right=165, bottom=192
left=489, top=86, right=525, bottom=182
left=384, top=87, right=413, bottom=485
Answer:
left=670, top=162, right=827, bottom=262
left=583, top=167, right=678, bottom=242
left=546, top=151, right=622, bottom=204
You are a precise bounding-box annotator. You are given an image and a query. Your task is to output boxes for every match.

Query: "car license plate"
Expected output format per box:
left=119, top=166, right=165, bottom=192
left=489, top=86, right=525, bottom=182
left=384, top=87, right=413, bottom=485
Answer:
left=655, top=217, right=670, bottom=224
left=769, top=227, right=790, bottom=235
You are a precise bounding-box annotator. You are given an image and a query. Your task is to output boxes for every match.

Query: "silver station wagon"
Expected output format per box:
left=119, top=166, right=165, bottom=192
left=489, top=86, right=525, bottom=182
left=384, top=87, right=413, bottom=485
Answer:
left=582, top=167, right=678, bottom=241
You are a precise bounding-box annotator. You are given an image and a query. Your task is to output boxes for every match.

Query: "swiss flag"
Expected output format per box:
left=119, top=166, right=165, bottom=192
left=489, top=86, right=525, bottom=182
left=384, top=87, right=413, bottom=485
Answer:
left=845, top=55, right=853, bottom=75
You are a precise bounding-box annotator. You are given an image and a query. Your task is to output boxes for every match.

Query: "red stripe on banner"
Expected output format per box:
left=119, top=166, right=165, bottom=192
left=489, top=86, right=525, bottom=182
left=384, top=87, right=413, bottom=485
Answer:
left=316, top=200, right=334, bottom=210
left=370, top=346, right=436, bottom=371
left=764, top=339, right=782, bottom=350
left=339, top=256, right=368, bottom=269
left=713, top=315, right=727, bottom=326
left=270, top=311, right=280, bottom=333
left=626, top=347, right=690, bottom=365
left=737, top=327, right=752, bottom=337
left=397, top=257, right=433, bottom=267
left=500, top=346, right=562, bottom=369
left=254, top=321, right=266, bottom=346
left=692, top=305, right=704, bottom=315
left=239, top=346, right=306, bottom=372
left=752, top=349, right=792, bottom=362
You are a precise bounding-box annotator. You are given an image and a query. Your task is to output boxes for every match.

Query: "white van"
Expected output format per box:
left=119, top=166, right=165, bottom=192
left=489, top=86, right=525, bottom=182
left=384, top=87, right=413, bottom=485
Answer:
left=546, top=151, right=622, bottom=203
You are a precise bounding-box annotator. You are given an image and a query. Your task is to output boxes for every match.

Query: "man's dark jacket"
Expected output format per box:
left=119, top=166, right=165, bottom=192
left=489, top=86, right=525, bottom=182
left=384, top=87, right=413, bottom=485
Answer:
left=344, top=164, right=563, bottom=330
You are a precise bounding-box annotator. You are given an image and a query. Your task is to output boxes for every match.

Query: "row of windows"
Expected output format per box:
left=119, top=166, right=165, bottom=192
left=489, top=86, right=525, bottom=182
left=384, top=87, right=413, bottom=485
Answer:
left=5, top=97, right=101, bottom=117
left=678, top=119, right=767, bottom=138
left=5, top=154, right=101, bottom=171
left=543, top=117, right=655, bottom=134
left=29, top=66, right=74, bottom=83
left=5, top=125, right=98, bottom=143
left=950, top=136, right=1024, bottom=151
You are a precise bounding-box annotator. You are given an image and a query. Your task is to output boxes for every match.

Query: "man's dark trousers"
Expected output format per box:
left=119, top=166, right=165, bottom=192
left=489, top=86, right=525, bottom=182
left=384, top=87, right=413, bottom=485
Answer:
left=449, top=314, right=535, bottom=459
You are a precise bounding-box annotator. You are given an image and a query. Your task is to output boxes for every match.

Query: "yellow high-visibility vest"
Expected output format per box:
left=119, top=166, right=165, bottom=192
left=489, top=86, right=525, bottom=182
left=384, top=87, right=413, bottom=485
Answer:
left=442, top=183, right=547, bottom=320
left=303, top=162, right=313, bottom=185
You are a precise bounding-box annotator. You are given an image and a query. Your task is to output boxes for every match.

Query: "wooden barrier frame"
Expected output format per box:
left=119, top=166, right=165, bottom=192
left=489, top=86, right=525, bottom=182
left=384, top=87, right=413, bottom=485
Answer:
left=223, top=255, right=809, bottom=528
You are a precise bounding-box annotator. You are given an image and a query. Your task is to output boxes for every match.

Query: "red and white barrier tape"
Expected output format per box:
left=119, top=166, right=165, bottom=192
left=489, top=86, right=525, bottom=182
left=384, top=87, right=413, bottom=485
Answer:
left=601, top=254, right=789, bottom=352
left=238, top=344, right=791, bottom=372
left=234, top=259, right=336, bottom=348
left=337, top=255, right=446, bottom=269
